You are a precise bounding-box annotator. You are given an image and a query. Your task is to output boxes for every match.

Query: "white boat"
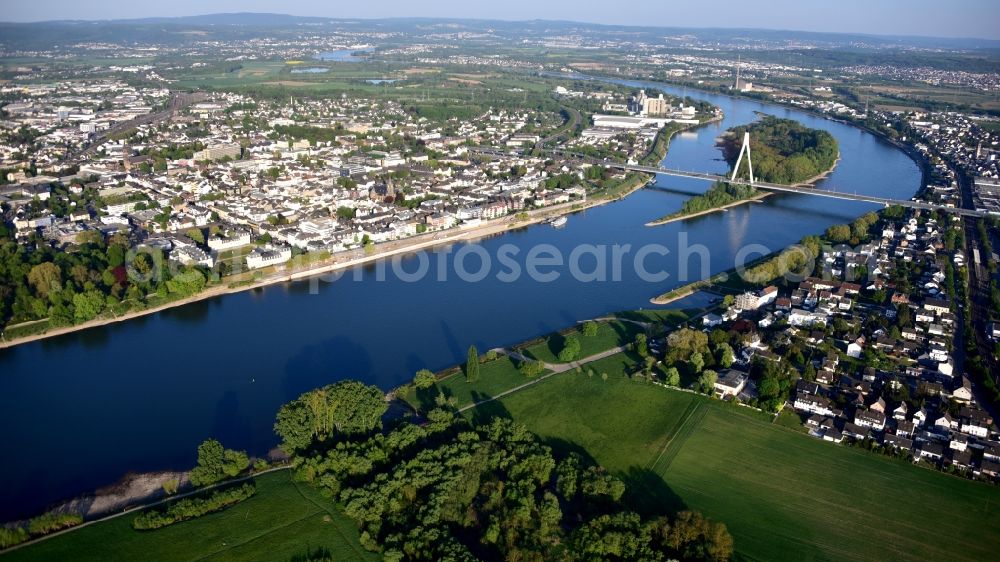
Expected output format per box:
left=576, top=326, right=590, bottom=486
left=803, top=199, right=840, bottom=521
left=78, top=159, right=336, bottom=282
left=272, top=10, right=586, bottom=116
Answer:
left=550, top=216, right=568, bottom=228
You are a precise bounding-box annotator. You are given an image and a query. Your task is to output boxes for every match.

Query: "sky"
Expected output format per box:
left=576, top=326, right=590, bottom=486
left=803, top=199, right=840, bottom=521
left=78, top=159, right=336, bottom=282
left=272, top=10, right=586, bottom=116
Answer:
left=4, top=0, right=1000, bottom=40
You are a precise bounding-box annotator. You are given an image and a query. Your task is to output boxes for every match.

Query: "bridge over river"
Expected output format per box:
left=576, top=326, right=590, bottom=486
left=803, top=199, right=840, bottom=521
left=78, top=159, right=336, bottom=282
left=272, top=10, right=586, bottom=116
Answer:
left=470, top=146, right=990, bottom=219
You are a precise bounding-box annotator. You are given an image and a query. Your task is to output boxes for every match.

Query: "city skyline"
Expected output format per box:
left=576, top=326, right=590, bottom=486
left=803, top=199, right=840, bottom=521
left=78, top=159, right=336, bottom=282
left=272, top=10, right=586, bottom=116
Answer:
left=3, top=0, right=1000, bottom=41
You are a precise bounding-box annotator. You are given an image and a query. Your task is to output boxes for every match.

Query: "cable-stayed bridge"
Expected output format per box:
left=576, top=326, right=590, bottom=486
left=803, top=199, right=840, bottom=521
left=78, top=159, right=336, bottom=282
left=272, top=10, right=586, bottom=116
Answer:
left=469, top=145, right=989, bottom=219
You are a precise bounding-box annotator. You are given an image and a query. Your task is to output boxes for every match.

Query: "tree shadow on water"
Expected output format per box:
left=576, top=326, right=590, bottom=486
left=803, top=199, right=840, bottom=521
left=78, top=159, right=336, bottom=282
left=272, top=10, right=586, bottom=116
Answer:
left=282, top=336, right=373, bottom=400
left=210, top=390, right=251, bottom=445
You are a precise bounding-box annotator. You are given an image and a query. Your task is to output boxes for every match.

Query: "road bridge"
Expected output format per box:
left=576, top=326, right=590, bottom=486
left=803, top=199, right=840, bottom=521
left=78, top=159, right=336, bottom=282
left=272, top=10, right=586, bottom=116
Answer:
left=469, top=146, right=989, bottom=218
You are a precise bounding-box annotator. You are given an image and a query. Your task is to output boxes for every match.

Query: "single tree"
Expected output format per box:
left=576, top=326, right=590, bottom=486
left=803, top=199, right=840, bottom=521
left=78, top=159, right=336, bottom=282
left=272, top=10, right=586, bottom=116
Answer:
left=413, top=369, right=436, bottom=389
left=663, top=367, right=681, bottom=386
left=698, top=369, right=718, bottom=394
left=689, top=351, right=705, bottom=374
left=27, top=262, right=61, bottom=298
left=635, top=333, right=649, bottom=358
left=466, top=345, right=480, bottom=382
left=716, top=343, right=735, bottom=368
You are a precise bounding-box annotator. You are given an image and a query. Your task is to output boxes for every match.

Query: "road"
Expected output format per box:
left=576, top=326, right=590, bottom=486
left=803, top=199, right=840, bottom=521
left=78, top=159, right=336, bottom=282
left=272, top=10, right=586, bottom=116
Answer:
left=534, top=106, right=582, bottom=152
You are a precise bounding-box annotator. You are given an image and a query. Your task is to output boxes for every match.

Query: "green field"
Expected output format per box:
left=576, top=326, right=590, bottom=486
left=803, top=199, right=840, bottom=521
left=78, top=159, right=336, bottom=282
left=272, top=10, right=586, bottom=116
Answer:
left=399, top=355, right=551, bottom=413
left=613, top=307, right=702, bottom=326
left=6, top=471, right=374, bottom=562
left=467, top=351, right=1000, bottom=562
left=519, top=319, right=645, bottom=363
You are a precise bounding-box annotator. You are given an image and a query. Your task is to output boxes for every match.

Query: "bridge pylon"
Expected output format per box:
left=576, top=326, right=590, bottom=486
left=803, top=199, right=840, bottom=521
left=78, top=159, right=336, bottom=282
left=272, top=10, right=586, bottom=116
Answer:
left=731, top=132, right=754, bottom=184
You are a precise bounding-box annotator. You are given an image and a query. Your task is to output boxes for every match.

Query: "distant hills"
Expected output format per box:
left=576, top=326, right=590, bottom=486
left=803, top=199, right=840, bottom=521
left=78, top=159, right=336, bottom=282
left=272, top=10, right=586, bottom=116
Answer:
left=1, top=13, right=998, bottom=52
left=45, top=12, right=334, bottom=26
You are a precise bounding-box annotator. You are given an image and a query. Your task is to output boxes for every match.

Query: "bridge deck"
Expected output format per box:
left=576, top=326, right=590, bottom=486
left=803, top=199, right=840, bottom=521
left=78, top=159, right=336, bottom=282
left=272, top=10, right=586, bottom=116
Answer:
left=469, top=146, right=987, bottom=218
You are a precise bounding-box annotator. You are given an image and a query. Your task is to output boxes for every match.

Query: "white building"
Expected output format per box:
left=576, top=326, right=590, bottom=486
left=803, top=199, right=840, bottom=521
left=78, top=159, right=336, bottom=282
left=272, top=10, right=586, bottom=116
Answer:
left=208, top=231, right=252, bottom=252
left=794, top=392, right=835, bottom=417
left=245, top=246, right=292, bottom=270
left=172, top=245, right=214, bottom=268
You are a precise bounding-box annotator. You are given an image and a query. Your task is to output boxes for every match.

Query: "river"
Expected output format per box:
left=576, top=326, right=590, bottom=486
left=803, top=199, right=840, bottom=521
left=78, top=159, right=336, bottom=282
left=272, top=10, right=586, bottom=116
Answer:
left=0, top=78, right=921, bottom=521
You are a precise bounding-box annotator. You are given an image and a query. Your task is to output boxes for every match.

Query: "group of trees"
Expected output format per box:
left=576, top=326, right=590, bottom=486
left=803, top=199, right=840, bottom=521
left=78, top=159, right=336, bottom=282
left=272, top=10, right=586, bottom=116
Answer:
left=274, top=381, right=388, bottom=454
left=132, top=483, right=256, bottom=530
left=272, top=123, right=344, bottom=146
left=656, top=328, right=739, bottom=395
left=750, top=357, right=797, bottom=412
left=540, top=172, right=581, bottom=191
left=189, top=439, right=250, bottom=487
left=672, top=181, right=757, bottom=219
left=743, top=235, right=821, bottom=285
left=824, top=212, right=879, bottom=246
left=0, top=511, right=83, bottom=548
left=722, top=116, right=839, bottom=185
left=0, top=226, right=212, bottom=333
left=278, top=379, right=732, bottom=561
left=558, top=335, right=582, bottom=362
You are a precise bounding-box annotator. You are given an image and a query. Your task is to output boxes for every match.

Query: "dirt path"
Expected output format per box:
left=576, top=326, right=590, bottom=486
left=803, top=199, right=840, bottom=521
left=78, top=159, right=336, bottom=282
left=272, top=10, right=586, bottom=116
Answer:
left=458, top=345, right=628, bottom=413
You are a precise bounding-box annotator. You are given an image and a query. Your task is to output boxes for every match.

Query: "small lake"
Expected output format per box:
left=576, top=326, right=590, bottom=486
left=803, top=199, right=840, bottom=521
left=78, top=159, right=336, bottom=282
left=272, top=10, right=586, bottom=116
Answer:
left=315, top=49, right=370, bottom=62
left=290, top=67, right=330, bottom=74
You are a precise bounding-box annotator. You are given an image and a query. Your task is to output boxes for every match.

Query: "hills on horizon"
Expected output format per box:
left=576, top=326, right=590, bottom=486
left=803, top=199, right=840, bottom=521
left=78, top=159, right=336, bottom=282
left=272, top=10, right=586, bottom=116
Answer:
left=1, top=12, right=998, bottom=49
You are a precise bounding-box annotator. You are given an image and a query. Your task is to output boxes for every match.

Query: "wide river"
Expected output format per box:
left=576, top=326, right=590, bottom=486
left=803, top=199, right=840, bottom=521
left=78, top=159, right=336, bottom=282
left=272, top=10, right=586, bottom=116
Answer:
left=0, top=78, right=921, bottom=520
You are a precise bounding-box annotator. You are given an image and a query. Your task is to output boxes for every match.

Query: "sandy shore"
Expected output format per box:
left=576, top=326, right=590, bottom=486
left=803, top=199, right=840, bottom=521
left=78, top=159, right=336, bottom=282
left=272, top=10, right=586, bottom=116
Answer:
left=0, top=178, right=649, bottom=350
left=649, top=285, right=707, bottom=306
left=645, top=155, right=840, bottom=227
left=646, top=191, right=773, bottom=226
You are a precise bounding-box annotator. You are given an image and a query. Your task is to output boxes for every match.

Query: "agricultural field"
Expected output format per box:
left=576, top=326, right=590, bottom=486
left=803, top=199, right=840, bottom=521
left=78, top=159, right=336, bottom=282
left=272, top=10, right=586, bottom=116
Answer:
left=466, top=351, right=1000, bottom=562
left=6, top=471, right=374, bottom=562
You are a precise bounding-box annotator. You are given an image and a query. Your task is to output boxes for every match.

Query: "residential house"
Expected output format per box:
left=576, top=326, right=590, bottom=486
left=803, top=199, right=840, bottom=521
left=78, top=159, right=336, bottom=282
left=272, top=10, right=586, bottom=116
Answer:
left=855, top=409, right=886, bottom=431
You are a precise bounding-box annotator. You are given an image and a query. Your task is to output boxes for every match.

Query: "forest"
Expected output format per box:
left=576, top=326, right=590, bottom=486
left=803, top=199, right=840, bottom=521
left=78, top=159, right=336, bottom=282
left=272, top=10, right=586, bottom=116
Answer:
left=275, top=381, right=733, bottom=561
left=721, top=115, right=839, bottom=185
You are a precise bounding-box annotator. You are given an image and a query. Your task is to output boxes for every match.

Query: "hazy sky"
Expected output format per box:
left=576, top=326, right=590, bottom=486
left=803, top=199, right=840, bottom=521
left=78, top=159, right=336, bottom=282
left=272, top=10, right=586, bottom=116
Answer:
left=5, top=0, right=1000, bottom=40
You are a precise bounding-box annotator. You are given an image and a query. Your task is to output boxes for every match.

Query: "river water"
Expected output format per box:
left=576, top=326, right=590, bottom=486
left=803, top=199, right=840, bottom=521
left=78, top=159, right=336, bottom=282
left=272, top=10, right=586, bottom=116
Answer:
left=0, top=78, right=921, bottom=520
